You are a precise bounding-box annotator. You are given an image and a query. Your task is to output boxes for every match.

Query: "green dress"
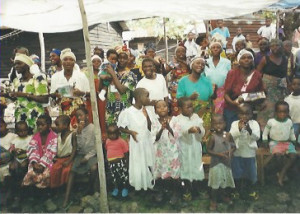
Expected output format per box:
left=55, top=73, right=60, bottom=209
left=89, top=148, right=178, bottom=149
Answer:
left=11, top=75, right=48, bottom=133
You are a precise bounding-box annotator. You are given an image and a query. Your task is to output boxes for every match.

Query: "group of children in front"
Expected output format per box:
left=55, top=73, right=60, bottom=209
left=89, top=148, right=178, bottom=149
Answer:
left=1, top=77, right=299, bottom=211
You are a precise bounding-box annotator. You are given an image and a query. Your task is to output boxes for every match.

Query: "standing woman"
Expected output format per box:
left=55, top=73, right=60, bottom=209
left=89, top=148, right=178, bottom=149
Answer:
left=177, top=57, right=214, bottom=137
left=224, top=49, right=264, bottom=131
left=226, top=39, right=246, bottom=70
left=165, top=46, right=190, bottom=115
left=254, top=38, right=270, bottom=68
left=257, top=39, right=288, bottom=130
left=50, top=49, right=90, bottom=126
left=47, top=49, right=62, bottom=82
left=205, top=41, right=231, bottom=114
left=2, top=54, right=48, bottom=134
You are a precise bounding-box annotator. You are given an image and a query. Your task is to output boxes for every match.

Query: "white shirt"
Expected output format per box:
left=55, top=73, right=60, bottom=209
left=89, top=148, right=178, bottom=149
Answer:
left=184, top=40, right=198, bottom=58
left=12, top=135, right=32, bottom=151
left=257, top=25, right=276, bottom=41
left=230, top=120, right=260, bottom=158
left=263, top=118, right=296, bottom=142
left=232, top=34, right=245, bottom=52
left=284, top=94, right=300, bottom=124
left=0, top=132, right=17, bottom=150
left=50, top=68, right=90, bottom=94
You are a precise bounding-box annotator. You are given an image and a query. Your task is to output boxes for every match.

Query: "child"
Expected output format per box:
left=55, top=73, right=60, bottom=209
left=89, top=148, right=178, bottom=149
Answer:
left=22, top=115, right=57, bottom=188
left=50, top=115, right=77, bottom=188
left=105, top=124, right=129, bottom=197
left=230, top=104, right=260, bottom=199
left=207, top=114, right=235, bottom=211
left=63, top=107, right=98, bottom=208
left=117, top=88, right=157, bottom=191
left=98, top=49, right=118, bottom=101
left=9, top=121, right=32, bottom=179
left=284, top=77, right=300, bottom=142
left=153, top=100, right=181, bottom=204
left=263, top=101, right=297, bottom=186
left=176, top=97, right=205, bottom=201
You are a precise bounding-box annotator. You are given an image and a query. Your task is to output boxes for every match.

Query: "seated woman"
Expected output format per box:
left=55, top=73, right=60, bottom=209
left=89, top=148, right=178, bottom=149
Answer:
left=22, top=115, right=57, bottom=188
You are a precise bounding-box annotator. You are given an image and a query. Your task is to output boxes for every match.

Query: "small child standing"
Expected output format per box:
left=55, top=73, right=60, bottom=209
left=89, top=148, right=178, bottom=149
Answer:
left=105, top=124, right=129, bottom=197
left=153, top=100, right=181, bottom=204
left=63, top=107, right=98, bottom=208
left=50, top=115, right=77, bottom=188
left=230, top=104, right=260, bottom=199
left=284, top=77, right=300, bottom=142
left=117, top=88, right=157, bottom=191
left=98, top=49, right=118, bottom=101
left=176, top=97, right=205, bottom=201
left=263, top=101, right=297, bottom=186
left=207, top=114, right=235, bottom=211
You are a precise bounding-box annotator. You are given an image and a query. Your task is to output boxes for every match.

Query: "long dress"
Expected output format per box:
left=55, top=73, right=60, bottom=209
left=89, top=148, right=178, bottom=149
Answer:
left=175, top=113, right=205, bottom=181
left=117, top=106, right=158, bottom=190
left=22, top=130, right=57, bottom=188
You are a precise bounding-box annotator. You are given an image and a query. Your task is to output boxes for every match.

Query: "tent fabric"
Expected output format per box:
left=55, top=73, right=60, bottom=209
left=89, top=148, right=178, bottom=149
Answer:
left=268, top=0, right=300, bottom=9
left=1, top=0, right=280, bottom=33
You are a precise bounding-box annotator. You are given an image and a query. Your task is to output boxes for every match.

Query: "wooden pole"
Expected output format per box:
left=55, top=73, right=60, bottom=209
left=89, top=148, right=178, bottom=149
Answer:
left=163, top=17, right=169, bottom=63
left=276, top=10, right=280, bottom=39
left=38, top=32, right=46, bottom=73
left=77, top=0, right=109, bottom=212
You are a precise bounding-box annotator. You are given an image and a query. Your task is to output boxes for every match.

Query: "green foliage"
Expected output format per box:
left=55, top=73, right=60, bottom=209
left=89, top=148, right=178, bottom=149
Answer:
left=262, top=10, right=276, bottom=20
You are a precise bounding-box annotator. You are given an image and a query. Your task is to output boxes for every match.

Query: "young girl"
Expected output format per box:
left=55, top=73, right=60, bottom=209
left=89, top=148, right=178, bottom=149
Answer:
left=207, top=114, right=235, bottom=211
left=117, top=88, right=157, bottom=191
left=230, top=104, right=260, bottom=199
left=105, top=124, right=129, bottom=197
left=263, top=101, right=297, bottom=186
left=22, top=115, right=57, bottom=188
left=152, top=100, right=181, bottom=204
left=63, top=107, right=98, bottom=208
left=176, top=97, right=205, bottom=201
left=50, top=115, right=77, bottom=188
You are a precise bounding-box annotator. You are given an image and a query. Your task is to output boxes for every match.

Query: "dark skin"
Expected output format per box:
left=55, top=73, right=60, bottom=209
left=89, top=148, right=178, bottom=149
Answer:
left=180, top=100, right=202, bottom=134
left=75, top=110, right=90, bottom=164
left=238, top=106, right=253, bottom=135
left=257, top=42, right=284, bottom=72
left=155, top=100, right=174, bottom=141
left=13, top=124, right=29, bottom=155
left=1, top=61, right=48, bottom=103
left=119, top=90, right=151, bottom=142
left=165, top=46, right=188, bottom=75
left=49, top=52, right=62, bottom=71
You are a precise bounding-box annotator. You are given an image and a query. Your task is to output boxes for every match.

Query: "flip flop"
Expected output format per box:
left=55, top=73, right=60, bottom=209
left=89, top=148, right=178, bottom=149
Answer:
left=62, top=201, right=73, bottom=211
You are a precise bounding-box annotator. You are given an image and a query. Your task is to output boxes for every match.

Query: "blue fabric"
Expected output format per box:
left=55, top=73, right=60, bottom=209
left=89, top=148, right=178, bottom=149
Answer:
left=231, top=156, right=257, bottom=184
left=293, top=123, right=300, bottom=141
left=51, top=49, right=61, bottom=56
left=205, top=57, right=231, bottom=88
left=269, top=0, right=300, bottom=9
left=224, top=108, right=239, bottom=132
left=176, top=74, right=213, bottom=101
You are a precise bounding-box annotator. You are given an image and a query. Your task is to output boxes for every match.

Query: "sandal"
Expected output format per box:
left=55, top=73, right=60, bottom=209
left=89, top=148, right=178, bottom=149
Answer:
left=183, top=192, right=192, bottom=201
left=209, top=201, right=217, bottom=211
left=249, top=191, right=259, bottom=200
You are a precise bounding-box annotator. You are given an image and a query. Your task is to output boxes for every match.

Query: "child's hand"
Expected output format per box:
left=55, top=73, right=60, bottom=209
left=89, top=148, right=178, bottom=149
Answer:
left=130, top=130, right=138, bottom=142
left=188, top=126, right=201, bottom=134
left=238, top=120, right=246, bottom=131
left=33, top=163, right=45, bottom=173
left=105, top=64, right=115, bottom=76
left=99, top=74, right=112, bottom=81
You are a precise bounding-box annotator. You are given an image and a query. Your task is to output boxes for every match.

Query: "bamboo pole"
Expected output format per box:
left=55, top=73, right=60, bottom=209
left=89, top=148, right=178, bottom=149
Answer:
left=38, top=32, right=46, bottom=73
left=78, top=0, right=109, bottom=212
left=163, top=17, right=169, bottom=63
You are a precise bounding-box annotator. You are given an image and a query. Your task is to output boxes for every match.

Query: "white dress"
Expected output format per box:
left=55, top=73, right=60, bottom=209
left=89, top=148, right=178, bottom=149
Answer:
left=117, top=106, right=158, bottom=190
left=175, top=114, right=205, bottom=181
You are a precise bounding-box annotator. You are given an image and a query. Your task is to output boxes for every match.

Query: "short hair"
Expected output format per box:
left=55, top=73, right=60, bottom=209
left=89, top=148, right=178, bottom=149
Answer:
left=177, top=97, right=191, bottom=108
left=107, top=123, right=119, bottom=133
left=154, top=100, right=167, bottom=111
left=76, top=107, right=89, bottom=115
left=142, top=57, right=156, bottom=68
left=56, top=115, right=71, bottom=126
left=106, top=49, right=118, bottom=58
left=14, top=46, right=29, bottom=56
left=133, top=88, right=148, bottom=100
left=37, top=114, right=52, bottom=125
left=275, top=101, right=289, bottom=112
left=195, top=34, right=206, bottom=45
left=144, top=47, right=155, bottom=55
left=283, top=40, right=292, bottom=46
left=270, top=39, right=283, bottom=47
left=238, top=103, right=253, bottom=113
left=212, top=114, right=225, bottom=122
left=15, top=121, right=28, bottom=131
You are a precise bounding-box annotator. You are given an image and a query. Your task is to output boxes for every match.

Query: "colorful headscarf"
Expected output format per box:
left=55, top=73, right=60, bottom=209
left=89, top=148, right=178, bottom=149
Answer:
left=14, top=53, right=34, bottom=67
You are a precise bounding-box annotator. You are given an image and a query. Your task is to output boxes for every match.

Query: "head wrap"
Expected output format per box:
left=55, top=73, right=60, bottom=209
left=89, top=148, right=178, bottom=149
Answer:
left=30, top=54, right=40, bottom=64
left=209, top=41, right=223, bottom=49
left=60, top=48, right=76, bottom=61
left=237, top=49, right=254, bottom=62
left=51, top=49, right=61, bottom=56
left=210, top=32, right=226, bottom=49
left=14, top=53, right=34, bottom=67
left=91, top=54, right=102, bottom=62
left=115, top=46, right=130, bottom=56
left=189, top=56, right=205, bottom=70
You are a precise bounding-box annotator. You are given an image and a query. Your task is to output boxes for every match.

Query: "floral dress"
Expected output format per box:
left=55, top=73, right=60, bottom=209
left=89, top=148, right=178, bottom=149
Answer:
left=11, top=75, right=48, bottom=133
left=106, top=70, right=137, bottom=125
left=152, top=117, right=181, bottom=179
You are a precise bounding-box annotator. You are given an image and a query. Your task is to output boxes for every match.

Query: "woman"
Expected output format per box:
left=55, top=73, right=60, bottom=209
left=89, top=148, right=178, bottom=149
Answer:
left=47, top=49, right=62, bottom=82
left=256, top=39, right=288, bottom=130
left=101, top=50, right=137, bottom=125
left=2, top=53, right=48, bottom=134
left=165, top=46, right=190, bottom=115
left=226, top=39, right=246, bottom=70
left=177, top=57, right=214, bottom=135
left=50, top=48, right=90, bottom=126
left=205, top=41, right=231, bottom=114
left=224, top=49, right=264, bottom=131
left=255, top=38, right=270, bottom=68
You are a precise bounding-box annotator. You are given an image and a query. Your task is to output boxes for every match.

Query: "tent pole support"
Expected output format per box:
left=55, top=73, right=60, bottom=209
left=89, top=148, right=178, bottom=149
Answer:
left=38, top=32, right=46, bottom=73
left=163, top=17, right=169, bottom=63
left=78, top=0, right=109, bottom=212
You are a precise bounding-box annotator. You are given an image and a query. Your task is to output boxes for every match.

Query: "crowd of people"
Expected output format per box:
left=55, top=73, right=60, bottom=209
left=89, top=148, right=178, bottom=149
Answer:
left=0, top=18, right=300, bottom=211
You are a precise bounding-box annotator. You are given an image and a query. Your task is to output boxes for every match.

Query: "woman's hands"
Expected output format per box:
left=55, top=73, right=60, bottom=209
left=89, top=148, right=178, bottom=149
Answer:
left=32, top=162, right=45, bottom=173
left=188, top=126, right=201, bottom=134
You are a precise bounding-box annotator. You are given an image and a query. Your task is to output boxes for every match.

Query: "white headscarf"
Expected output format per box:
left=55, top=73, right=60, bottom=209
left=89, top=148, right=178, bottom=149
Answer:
left=91, top=54, right=102, bottom=62
left=189, top=56, right=205, bottom=70
left=14, top=53, right=34, bottom=67
left=60, top=48, right=76, bottom=61
left=237, top=49, right=254, bottom=62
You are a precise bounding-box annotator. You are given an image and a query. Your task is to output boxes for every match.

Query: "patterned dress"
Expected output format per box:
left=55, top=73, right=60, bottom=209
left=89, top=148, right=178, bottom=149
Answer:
left=152, top=117, right=181, bottom=179
left=106, top=70, right=137, bottom=125
left=11, top=75, right=48, bottom=133
left=22, top=130, right=57, bottom=188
